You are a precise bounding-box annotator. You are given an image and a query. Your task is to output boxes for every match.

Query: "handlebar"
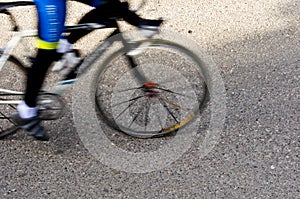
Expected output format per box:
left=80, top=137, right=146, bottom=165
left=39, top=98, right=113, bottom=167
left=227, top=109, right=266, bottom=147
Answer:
left=0, top=0, right=147, bottom=31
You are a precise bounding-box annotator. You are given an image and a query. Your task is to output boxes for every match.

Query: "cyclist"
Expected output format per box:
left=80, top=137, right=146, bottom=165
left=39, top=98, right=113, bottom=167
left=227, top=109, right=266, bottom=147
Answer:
left=12, top=0, right=162, bottom=141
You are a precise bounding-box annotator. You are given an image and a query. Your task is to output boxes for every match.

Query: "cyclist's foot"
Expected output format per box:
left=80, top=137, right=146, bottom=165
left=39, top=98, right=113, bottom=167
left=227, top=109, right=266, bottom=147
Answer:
left=52, top=49, right=81, bottom=78
left=11, top=113, right=49, bottom=141
left=139, top=19, right=163, bottom=38
left=63, top=55, right=82, bottom=80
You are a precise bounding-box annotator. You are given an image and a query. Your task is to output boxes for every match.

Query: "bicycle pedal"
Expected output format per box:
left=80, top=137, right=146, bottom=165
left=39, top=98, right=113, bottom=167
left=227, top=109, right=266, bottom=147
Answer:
left=37, top=93, right=65, bottom=120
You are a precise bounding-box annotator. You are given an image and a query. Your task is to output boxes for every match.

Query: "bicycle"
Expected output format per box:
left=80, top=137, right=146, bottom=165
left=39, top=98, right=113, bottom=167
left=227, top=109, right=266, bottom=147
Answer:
left=0, top=0, right=210, bottom=139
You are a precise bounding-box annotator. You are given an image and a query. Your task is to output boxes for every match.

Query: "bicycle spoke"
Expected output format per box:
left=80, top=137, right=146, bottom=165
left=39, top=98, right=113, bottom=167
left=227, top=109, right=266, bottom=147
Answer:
left=152, top=99, right=165, bottom=131
left=0, top=113, right=8, bottom=120
left=128, top=98, right=149, bottom=129
left=149, top=98, right=168, bottom=133
left=158, top=97, right=191, bottom=112
left=114, top=86, right=143, bottom=93
left=158, top=98, right=179, bottom=123
left=0, top=111, right=16, bottom=126
left=144, top=99, right=151, bottom=132
left=157, top=86, right=196, bottom=99
left=9, top=104, right=17, bottom=110
left=111, top=95, right=144, bottom=108
left=96, top=86, right=143, bottom=98
left=114, top=95, right=144, bottom=120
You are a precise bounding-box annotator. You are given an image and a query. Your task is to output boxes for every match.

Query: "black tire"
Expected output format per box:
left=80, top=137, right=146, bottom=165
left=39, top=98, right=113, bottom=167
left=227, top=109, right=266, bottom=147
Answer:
left=0, top=52, right=27, bottom=139
left=96, top=41, right=209, bottom=138
left=73, top=31, right=212, bottom=138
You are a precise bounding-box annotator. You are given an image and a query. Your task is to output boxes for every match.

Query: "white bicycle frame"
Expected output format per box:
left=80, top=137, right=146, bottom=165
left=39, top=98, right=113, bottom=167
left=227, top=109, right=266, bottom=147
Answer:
left=0, top=0, right=148, bottom=105
left=0, top=29, right=36, bottom=71
left=0, top=29, right=76, bottom=105
left=0, top=2, right=115, bottom=107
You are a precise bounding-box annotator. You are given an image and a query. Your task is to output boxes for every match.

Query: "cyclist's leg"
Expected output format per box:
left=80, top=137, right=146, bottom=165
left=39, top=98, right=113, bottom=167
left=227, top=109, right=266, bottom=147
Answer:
left=24, top=0, right=66, bottom=107
left=74, top=0, right=107, bottom=8
left=66, top=6, right=111, bottom=44
left=14, top=0, right=66, bottom=141
left=67, top=0, right=153, bottom=44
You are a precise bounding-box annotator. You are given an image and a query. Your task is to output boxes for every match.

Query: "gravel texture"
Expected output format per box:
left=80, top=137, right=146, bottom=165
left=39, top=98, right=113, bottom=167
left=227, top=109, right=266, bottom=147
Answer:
left=0, top=0, right=299, bottom=198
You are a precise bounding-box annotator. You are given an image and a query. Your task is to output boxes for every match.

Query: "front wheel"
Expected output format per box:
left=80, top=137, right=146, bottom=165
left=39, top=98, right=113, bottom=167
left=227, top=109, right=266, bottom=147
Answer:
left=73, top=30, right=216, bottom=138
left=96, top=41, right=209, bottom=138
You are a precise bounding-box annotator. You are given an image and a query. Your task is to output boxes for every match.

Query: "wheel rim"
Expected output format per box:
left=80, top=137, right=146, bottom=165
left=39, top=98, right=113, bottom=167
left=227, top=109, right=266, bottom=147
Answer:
left=95, top=40, right=209, bottom=137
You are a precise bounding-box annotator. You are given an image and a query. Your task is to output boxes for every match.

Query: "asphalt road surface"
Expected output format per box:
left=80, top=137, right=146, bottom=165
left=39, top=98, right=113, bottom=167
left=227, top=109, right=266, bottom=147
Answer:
left=0, top=0, right=299, bottom=198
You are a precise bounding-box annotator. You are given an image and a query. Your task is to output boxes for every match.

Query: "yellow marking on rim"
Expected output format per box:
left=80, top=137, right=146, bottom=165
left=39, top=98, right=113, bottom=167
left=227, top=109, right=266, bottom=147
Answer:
left=162, top=112, right=195, bottom=133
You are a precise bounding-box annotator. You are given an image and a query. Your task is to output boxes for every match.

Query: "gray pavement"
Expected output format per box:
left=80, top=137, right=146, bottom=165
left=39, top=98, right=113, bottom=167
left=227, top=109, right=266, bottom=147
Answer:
left=0, top=0, right=299, bottom=198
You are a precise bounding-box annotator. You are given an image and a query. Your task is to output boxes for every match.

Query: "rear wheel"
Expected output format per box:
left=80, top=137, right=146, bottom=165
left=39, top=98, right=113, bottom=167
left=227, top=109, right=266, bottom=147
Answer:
left=0, top=53, right=27, bottom=139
